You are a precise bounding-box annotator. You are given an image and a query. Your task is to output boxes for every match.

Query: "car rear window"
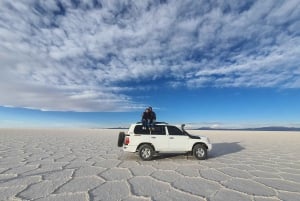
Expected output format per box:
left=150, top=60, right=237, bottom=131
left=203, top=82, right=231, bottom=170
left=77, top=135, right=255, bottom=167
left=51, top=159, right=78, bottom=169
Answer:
left=134, top=125, right=166, bottom=135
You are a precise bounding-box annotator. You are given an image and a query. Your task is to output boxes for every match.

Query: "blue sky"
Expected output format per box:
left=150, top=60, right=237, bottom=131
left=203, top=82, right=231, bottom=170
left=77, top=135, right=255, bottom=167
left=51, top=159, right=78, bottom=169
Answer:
left=0, top=0, right=300, bottom=128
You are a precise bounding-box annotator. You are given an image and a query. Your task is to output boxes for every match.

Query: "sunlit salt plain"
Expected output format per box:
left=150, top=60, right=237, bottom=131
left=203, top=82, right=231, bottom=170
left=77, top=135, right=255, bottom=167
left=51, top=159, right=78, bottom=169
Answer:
left=1, top=128, right=300, bottom=201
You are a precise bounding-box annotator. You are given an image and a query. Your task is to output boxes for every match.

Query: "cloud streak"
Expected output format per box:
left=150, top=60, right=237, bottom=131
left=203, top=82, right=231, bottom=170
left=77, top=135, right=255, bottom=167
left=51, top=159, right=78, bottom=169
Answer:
left=0, top=0, right=299, bottom=111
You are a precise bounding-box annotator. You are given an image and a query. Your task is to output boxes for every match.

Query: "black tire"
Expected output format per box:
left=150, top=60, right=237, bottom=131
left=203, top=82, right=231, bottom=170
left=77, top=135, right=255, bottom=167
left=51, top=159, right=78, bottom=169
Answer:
left=193, top=144, right=207, bottom=160
left=139, top=144, right=154, bottom=161
left=117, top=132, right=125, bottom=147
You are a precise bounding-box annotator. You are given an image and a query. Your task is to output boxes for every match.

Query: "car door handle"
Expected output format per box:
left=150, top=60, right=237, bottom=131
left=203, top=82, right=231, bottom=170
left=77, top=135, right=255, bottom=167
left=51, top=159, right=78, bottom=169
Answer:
left=169, top=137, right=174, bottom=139
left=151, top=137, right=156, bottom=139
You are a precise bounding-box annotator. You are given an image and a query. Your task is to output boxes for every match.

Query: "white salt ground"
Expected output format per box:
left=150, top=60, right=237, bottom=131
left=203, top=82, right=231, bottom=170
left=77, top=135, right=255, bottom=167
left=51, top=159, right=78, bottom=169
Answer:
left=0, top=128, right=300, bottom=201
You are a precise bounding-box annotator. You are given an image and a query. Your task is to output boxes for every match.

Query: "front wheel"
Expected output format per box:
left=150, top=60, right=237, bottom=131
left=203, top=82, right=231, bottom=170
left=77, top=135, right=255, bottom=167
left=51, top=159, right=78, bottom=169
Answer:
left=139, top=144, right=154, bottom=161
left=193, top=144, right=207, bottom=160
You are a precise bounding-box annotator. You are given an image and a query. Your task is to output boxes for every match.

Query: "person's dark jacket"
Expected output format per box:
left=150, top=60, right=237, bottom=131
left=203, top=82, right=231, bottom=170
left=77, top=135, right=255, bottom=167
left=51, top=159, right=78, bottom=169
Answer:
left=142, top=111, right=151, bottom=121
left=150, top=111, right=156, bottom=121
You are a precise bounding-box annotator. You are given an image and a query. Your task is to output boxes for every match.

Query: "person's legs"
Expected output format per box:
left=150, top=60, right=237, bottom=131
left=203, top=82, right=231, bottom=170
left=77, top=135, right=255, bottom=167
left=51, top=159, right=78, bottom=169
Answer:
left=142, top=119, right=147, bottom=130
left=149, top=120, right=155, bottom=130
left=145, top=119, right=151, bottom=130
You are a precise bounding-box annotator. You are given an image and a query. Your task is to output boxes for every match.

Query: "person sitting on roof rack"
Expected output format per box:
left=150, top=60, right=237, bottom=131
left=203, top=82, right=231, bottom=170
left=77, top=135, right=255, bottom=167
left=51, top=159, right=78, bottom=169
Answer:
left=141, top=108, right=151, bottom=130
left=148, top=107, right=156, bottom=130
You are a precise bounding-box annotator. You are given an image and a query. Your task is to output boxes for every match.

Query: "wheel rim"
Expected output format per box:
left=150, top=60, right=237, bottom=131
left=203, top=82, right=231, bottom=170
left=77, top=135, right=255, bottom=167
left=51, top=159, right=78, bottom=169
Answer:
left=196, top=147, right=205, bottom=157
left=141, top=148, right=151, bottom=159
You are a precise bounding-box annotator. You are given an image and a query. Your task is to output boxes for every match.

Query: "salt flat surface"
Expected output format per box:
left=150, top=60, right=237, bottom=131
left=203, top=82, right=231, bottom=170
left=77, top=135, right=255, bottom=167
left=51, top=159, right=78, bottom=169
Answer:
left=0, top=128, right=300, bottom=201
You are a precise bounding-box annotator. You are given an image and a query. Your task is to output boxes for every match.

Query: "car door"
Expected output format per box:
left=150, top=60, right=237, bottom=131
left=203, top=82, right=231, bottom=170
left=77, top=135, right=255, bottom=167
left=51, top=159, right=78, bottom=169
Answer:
left=167, top=126, right=189, bottom=152
left=149, top=125, right=169, bottom=151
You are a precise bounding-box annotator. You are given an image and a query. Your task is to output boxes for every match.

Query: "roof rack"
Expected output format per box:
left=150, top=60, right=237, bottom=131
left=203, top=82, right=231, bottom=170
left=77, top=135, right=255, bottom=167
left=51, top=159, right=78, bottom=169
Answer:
left=155, top=122, right=168, bottom=124
left=136, top=121, right=168, bottom=124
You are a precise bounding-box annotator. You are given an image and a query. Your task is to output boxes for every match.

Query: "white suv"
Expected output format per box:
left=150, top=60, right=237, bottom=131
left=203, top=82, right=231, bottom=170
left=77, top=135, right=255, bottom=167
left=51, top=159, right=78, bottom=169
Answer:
left=118, top=122, right=212, bottom=160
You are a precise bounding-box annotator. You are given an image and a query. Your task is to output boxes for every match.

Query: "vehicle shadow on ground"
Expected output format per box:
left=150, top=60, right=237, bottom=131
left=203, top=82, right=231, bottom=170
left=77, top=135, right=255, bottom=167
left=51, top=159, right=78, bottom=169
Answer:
left=209, top=142, right=244, bottom=158
left=119, top=152, right=189, bottom=161
left=153, top=153, right=189, bottom=160
left=152, top=142, right=245, bottom=160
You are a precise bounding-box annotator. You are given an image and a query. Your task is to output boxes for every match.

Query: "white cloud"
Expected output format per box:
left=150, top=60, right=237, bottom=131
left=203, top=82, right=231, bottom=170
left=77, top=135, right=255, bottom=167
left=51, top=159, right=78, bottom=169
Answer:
left=0, top=0, right=299, bottom=111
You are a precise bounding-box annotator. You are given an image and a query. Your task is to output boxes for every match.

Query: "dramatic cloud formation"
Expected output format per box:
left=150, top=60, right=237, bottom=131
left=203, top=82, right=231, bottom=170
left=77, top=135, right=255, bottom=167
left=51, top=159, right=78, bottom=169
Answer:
left=1, top=0, right=299, bottom=111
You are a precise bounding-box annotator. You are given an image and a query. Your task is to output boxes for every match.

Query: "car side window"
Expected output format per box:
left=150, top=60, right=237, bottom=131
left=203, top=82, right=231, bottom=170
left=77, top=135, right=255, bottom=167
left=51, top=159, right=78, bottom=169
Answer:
left=167, top=126, right=184, bottom=135
left=151, top=126, right=166, bottom=135
left=134, top=125, right=150, bottom=135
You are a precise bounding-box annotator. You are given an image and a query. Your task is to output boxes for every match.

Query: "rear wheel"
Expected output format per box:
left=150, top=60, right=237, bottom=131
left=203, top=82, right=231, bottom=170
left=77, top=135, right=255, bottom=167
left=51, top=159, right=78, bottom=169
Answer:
left=117, top=132, right=125, bottom=147
left=139, top=144, right=154, bottom=161
left=193, top=144, right=207, bottom=160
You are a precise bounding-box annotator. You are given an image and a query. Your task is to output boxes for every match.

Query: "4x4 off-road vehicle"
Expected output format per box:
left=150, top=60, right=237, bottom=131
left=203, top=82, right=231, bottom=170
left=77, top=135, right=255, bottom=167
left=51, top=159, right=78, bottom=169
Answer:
left=118, top=122, right=212, bottom=160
